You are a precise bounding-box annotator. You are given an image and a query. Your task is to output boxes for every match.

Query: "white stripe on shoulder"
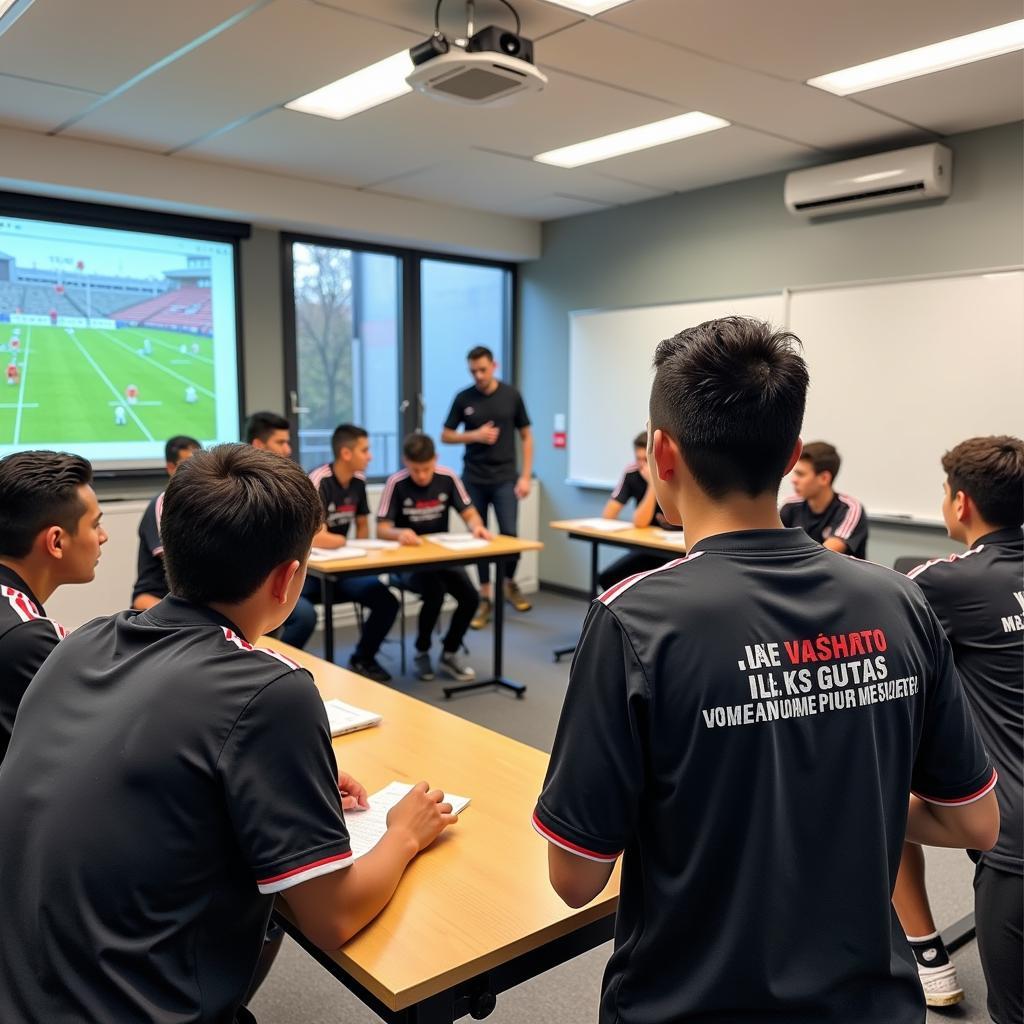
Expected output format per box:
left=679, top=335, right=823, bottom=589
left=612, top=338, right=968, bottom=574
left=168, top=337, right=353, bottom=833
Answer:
left=1, top=586, right=67, bottom=638
left=154, top=490, right=165, bottom=528
left=907, top=546, right=985, bottom=580
left=220, top=627, right=300, bottom=670
left=610, top=464, right=637, bottom=499
left=834, top=494, right=863, bottom=539
left=599, top=551, right=705, bottom=606
left=308, top=464, right=332, bottom=488
left=378, top=469, right=409, bottom=519
left=436, top=466, right=471, bottom=505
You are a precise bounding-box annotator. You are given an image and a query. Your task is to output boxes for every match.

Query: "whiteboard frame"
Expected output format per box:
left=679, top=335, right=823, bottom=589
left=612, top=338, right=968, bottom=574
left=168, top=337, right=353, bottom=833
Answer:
left=565, top=265, right=1024, bottom=522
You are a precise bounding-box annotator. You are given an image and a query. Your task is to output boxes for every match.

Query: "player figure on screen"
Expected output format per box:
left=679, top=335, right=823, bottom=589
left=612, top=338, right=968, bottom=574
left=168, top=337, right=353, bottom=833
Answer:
left=114, top=406, right=127, bottom=427
left=179, top=344, right=187, bottom=355
left=9, top=337, right=19, bottom=352
left=5, top=364, right=17, bottom=387
left=190, top=342, right=200, bottom=355
left=125, top=385, right=139, bottom=405
left=184, top=386, right=197, bottom=405
left=143, top=338, right=153, bottom=356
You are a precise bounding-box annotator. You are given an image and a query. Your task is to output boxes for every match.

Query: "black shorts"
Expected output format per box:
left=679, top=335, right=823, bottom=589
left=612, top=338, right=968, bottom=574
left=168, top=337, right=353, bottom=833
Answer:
left=974, top=861, right=1023, bottom=1024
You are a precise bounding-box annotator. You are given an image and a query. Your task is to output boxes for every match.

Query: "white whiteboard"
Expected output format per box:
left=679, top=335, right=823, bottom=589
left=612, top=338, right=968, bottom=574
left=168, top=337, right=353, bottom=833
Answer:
left=568, top=293, right=785, bottom=487
left=791, top=270, right=1024, bottom=522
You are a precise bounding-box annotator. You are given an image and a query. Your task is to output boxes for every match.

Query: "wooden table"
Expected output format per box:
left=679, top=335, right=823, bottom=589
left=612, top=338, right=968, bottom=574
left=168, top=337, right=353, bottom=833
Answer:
left=259, top=639, right=619, bottom=1023
left=548, top=520, right=687, bottom=662
left=307, top=535, right=542, bottom=698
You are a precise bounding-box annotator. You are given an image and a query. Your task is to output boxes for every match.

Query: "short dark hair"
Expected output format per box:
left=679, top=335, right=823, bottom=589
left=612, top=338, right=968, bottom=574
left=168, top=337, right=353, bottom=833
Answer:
left=942, top=436, right=1024, bottom=528
left=799, top=441, right=841, bottom=483
left=467, top=346, right=494, bottom=362
left=0, top=451, right=93, bottom=558
left=161, top=445, right=322, bottom=605
left=244, top=411, right=290, bottom=444
left=332, top=423, right=368, bottom=459
left=403, top=432, right=436, bottom=463
left=650, top=317, right=808, bottom=499
left=633, top=431, right=648, bottom=450
left=165, top=435, right=201, bottom=465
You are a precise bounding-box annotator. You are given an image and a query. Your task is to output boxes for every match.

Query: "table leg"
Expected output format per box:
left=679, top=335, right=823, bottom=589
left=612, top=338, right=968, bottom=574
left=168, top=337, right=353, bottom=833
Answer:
left=553, top=538, right=598, bottom=663
left=321, top=574, right=334, bottom=664
left=443, top=556, right=525, bottom=699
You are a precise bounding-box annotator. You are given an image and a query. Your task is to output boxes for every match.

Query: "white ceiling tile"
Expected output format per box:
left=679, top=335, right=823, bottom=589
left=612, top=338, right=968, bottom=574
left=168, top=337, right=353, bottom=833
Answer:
left=0, top=0, right=259, bottom=94
left=314, top=0, right=582, bottom=39
left=856, top=51, right=1024, bottom=136
left=0, top=76, right=97, bottom=133
left=581, top=123, right=820, bottom=192
left=60, top=0, right=422, bottom=152
left=539, top=20, right=923, bottom=153
left=363, top=148, right=665, bottom=215
left=602, top=0, right=1024, bottom=81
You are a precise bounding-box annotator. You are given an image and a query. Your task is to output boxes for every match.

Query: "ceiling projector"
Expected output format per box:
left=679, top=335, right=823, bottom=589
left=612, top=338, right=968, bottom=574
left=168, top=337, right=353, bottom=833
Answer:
left=407, top=1, right=547, bottom=105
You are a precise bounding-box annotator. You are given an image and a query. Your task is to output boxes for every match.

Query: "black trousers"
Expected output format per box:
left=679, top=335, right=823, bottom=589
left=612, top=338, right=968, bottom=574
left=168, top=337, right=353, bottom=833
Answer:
left=465, top=478, right=518, bottom=585
left=974, top=861, right=1023, bottom=1024
left=397, top=568, right=479, bottom=654
left=597, top=551, right=669, bottom=591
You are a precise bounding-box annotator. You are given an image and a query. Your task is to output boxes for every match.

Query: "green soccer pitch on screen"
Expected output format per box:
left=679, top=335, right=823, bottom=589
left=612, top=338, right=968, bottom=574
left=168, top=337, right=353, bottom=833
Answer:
left=0, top=212, right=241, bottom=470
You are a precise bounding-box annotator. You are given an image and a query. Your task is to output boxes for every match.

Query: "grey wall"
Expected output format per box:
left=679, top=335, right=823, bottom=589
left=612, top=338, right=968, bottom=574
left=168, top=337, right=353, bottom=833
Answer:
left=519, top=122, right=1024, bottom=588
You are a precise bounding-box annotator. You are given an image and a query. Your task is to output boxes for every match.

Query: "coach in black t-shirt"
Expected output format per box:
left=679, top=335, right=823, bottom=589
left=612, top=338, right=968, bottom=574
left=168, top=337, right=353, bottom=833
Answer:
left=442, top=345, right=533, bottom=627
left=892, top=436, right=1023, bottom=1022
left=0, top=445, right=456, bottom=1024
left=0, top=451, right=106, bottom=765
left=598, top=430, right=681, bottom=590
left=533, top=317, right=998, bottom=1024
left=131, top=434, right=200, bottom=610
left=780, top=440, right=869, bottom=558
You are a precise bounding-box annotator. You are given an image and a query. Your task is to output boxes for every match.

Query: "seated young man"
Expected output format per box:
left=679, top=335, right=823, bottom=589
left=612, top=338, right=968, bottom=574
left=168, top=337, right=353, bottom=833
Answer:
left=131, top=435, right=200, bottom=610
left=598, top=430, right=681, bottom=590
left=289, top=424, right=399, bottom=683
left=245, top=410, right=293, bottom=457
left=377, top=432, right=490, bottom=683
left=533, top=317, right=998, bottom=1024
left=892, top=436, right=1023, bottom=1018
left=0, top=445, right=457, bottom=1024
left=0, top=451, right=107, bottom=764
left=780, top=440, right=868, bottom=558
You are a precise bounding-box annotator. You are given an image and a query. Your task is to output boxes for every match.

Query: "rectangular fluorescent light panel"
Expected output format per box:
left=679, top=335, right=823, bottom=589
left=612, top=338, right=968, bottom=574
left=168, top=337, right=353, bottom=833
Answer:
left=540, top=0, right=636, bottom=13
left=535, top=111, right=729, bottom=168
left=807, top=19, right=1024, bottom=96
left=286, top=50, right=413, bottom=120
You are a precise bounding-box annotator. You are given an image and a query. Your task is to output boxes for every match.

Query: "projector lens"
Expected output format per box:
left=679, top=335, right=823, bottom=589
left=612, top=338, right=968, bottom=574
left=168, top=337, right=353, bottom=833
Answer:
left=500, top=33, right=520, bottom=55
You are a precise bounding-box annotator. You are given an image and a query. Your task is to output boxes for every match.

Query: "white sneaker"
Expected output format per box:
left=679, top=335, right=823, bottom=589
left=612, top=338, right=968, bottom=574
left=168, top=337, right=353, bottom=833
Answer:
left=439, top=652, right=476, bottom=682
left=918, top=961, right=964, bottom=1007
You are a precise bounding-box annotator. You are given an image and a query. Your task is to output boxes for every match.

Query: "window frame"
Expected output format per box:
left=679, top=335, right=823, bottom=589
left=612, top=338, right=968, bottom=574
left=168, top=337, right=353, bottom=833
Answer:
left=280, top=231, right=516, bottom=482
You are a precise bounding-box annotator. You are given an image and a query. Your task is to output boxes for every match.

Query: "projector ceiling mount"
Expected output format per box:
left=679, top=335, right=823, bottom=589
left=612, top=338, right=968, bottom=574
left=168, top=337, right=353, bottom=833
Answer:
left=407, top=0, right=547, bottom=105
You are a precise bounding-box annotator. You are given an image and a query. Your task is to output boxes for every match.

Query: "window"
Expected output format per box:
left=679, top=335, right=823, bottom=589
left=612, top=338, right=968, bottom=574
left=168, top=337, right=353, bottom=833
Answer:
left=421, top=259, right=512, bottom=470
left=283, top=238, right=513, bottom=481
left=287, top=242, right=401, bottom=475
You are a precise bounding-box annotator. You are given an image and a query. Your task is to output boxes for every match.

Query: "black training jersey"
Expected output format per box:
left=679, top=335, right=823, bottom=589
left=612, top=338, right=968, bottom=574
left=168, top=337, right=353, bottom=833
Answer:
left=131, top=491, right=168, bottom=603
left=0, top=565, right=66, bottom=765
left=534, top=528, right=994, bottom=1024
left=444, top=381, right=530, bottom=485
left=377, top=467, right=472, bottom=534
left=0, top=597, right=351, bottom=1024
left=781, top=491, right=868, bottom=558
left=309, top=464, right=369, bottom=537
left=610, top=463, right=679, bottom=531
left=909, top=527, right=1023, bottom=874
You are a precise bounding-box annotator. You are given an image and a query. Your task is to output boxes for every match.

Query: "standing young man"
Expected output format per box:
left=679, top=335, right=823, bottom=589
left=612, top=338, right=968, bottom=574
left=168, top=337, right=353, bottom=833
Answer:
left=290, top=424, right=399, bottom=683
left=892, top=436, right=1023, bottom=1020
left=781, top=440, right=869, bottom=558
left=533, top=317, right=998, bottom=1024
left=377, top=433, right=490, bottom=682
left=131, top=435, right=200, bottom=610
left=599, top=430, right=681, bottom=590
left=0, top=451, right=107, bottom=764
left=0, top=445, right=457, bottom=1024
left=442, top=345, right=532, bottom=627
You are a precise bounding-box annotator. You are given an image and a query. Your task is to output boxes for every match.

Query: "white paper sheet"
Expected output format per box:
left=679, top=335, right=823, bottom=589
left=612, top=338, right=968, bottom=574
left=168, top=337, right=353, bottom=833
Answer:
left=654, top=530, right=687, bottom=545
left=323, top=699, right=381, bottom=736
left=348, top=539, right=400, bottom=551
left=430, top=537, right=489, bottom=551
left=345, top=781, right=471, bottom=861
left=566, top=517, right=633, bottom=532
left=308, top=546, right=368, bottom=562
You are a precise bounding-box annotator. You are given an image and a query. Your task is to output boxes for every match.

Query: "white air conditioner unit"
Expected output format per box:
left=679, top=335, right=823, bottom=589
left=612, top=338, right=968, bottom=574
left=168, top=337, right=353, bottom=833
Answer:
left=784, top=144, right=952, bottom=217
